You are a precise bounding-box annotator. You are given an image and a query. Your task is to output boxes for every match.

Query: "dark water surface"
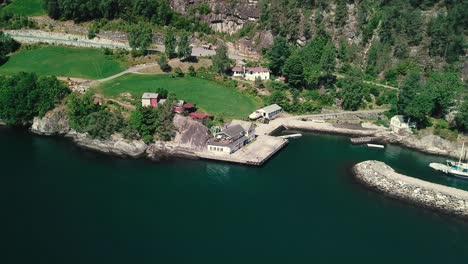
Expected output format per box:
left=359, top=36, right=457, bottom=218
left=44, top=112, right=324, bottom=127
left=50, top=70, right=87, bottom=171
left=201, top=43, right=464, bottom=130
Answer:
left=1, top=126, right=468, bottom=263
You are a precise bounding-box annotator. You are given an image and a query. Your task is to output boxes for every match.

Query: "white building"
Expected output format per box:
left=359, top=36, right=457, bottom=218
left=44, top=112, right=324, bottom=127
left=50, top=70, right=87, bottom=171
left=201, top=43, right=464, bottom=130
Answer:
left=141, top=93, right=160, bottom=108
left=390, top=115, right=414, bottom=134
left=249, top=104, right=283, bottom=120
left=232, top=66, right=270, bottom=81
left=207, top=121, right=256, bottom=154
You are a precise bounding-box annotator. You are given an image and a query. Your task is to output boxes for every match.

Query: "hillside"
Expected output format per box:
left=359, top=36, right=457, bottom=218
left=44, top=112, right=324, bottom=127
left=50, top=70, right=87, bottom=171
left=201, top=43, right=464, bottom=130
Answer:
left=170, top=0, right=467, bottom=80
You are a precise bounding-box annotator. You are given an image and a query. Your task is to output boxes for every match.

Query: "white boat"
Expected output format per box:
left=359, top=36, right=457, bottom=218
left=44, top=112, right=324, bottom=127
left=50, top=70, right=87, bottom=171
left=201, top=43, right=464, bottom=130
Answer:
left=430, top=142, right=468, bottom=179
left=279, top=133, right=302, bottom=139
left=367, top=144, right=385, bottom=149
left=249, top=111, right=261, bottom=120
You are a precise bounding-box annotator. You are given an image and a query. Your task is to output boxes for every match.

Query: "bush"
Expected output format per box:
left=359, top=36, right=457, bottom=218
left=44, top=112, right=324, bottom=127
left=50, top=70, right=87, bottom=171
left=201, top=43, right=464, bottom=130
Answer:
left=158, top=54, right=171, bottom=72
left=188, top=65, right=196, bottom=76
left=173, top=67, right=184, bottom=77
left=434, top=119, right=458, bottom=141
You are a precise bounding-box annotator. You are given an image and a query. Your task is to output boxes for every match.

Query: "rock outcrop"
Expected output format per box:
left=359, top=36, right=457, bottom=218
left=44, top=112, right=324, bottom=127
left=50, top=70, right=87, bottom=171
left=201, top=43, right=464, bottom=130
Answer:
left=354, top=161, right=468, bottom=218
left=173, top=114, right=211, bottom=150
left=30, top=106, right=70, bottom=135
left=171, top=0, right=259, bottom=34
left=391, top=134, right=465, bottom=160
left=67, top=132, right=148, bottom=158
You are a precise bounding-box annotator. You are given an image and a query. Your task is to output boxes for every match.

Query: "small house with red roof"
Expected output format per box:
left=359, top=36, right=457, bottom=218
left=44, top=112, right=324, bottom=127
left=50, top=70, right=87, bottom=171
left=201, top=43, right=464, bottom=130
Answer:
left=232, top=66, right=270, bottom=81
left=189, top=112, right=213, bottom=121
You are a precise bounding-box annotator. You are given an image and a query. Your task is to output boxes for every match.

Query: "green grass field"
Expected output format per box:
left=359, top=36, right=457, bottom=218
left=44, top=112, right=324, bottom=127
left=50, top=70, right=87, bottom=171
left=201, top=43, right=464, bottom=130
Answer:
left=0, top=46, right=128, bottom=79
left=98, top=74, right=261, bottom=119
left=2, top=0, right=46, bottom=16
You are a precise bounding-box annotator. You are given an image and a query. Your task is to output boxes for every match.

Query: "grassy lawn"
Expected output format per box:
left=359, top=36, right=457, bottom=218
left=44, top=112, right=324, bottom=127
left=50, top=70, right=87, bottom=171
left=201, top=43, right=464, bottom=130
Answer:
left=2, top=0, right=46, bottom=16
left=0, top=46, right=128, bottom=79
left=97, top=74, right=261, bottom=119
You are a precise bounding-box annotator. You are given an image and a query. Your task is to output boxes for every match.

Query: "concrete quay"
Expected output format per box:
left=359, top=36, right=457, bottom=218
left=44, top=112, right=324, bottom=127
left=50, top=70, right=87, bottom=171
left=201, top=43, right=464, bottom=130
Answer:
left=256, top=110, right=387, bottom=136
left=354, top=161, right=468, bottom=218
left=197, top=135, right=288, bottom=166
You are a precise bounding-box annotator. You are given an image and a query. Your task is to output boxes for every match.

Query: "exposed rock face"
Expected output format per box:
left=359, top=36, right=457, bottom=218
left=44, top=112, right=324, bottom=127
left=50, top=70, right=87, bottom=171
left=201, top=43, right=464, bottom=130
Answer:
left=30, top=106, right=70, bottom=135
left=67, top=132, right=148, bottom=158
left=398, top=135, right=463, bottom=160
left=172, top=114, right=211, bottom=150
left=171, top=0, right=259, bottom=34
left=354, top=161, right=468, bottom=218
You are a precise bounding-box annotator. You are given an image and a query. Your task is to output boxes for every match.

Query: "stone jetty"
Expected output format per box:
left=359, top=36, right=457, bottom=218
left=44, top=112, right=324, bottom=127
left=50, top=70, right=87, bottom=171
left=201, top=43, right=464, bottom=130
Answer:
left=354, top=161, right=468, bottom=218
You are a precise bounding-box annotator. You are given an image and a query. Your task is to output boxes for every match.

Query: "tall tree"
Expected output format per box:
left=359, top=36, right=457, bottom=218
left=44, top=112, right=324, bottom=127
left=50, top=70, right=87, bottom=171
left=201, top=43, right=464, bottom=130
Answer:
left=282, top=51, right=304, bottom=88
left=177, top=34, right=192, bottom=59
left=128, top=22, right=153, bottom=55
left=164, top=28, right=176, bottom=58
left=211, top=43, right=231, bottom=74
left=266, top=37, right=290, bottom=76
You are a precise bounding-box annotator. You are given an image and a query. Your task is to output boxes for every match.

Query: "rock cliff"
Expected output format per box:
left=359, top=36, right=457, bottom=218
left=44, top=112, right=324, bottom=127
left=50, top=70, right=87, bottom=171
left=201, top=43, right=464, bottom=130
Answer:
left=171, top=0, right=259, bottom=34
left=30, top=106, right=70, bottom=135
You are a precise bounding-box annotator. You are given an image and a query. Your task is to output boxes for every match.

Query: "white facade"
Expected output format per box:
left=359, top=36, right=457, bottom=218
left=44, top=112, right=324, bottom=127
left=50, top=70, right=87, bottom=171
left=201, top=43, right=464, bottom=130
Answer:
left=232, top=66, right=270, bottom=81
left=390, top=115, right=411, bottom=133
left=257, top=104, right=283, bottom=120
left=244, top=71, right=270, bottom=81
left=207, top=145, right=233, bottom=154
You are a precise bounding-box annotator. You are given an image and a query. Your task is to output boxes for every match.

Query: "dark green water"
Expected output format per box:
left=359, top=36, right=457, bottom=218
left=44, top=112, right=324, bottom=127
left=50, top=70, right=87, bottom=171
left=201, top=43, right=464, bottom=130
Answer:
left=2, top=126, right=468, bottom=264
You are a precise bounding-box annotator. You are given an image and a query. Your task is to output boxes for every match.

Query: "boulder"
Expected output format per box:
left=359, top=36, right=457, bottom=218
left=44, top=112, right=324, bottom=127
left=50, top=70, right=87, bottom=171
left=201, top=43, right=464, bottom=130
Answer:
left=30, top=106, right=70, bottom=135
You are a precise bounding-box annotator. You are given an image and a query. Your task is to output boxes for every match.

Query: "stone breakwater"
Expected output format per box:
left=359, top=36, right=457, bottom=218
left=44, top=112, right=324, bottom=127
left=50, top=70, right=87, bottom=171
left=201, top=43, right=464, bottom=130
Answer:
left=354, top=161, right=468, bottom=218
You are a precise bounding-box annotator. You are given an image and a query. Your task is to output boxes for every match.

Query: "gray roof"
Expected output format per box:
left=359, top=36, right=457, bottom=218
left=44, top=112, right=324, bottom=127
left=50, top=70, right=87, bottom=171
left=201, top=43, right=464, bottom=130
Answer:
left=229, top=120, right=254, bottom=132
left=142, top=93, right=159, bottom=99
left=208, top=136, right=249, bottom=148
left=222, top=124, right=245, bottom=138
left=261, top=104, right=282, bottom=114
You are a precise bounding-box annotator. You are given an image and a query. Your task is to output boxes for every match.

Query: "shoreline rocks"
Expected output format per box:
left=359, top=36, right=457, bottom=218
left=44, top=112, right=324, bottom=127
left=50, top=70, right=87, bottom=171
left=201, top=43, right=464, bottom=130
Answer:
left=353, top=161, right=468, bottom=218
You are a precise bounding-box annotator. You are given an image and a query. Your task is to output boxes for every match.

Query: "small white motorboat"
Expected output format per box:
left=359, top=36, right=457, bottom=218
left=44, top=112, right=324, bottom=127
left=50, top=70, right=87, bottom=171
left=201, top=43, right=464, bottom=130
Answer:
left=367, top=144, right=385, bottom=149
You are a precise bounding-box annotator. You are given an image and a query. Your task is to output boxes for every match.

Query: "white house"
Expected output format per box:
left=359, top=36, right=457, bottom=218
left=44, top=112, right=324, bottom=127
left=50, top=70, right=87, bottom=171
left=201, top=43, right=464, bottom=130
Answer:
left=249, top=104, right=283, bottom=120
left=232, top=66, right=270, bottom=81
left=390, top=115, right=414, bottom=134
left=141, top=93, right=160, bottom=108
left=207, top=121, right=256, bottom=154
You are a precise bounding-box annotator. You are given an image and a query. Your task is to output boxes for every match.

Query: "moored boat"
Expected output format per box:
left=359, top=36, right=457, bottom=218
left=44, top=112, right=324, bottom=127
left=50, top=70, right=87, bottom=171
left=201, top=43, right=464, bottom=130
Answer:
left=430, top=142, right=468, bottom=179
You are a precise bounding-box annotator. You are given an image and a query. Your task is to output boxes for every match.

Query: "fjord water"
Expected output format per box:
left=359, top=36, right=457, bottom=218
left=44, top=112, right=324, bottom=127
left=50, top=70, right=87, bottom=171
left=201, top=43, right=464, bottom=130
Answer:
left=2, top=126, right=468, bottom=264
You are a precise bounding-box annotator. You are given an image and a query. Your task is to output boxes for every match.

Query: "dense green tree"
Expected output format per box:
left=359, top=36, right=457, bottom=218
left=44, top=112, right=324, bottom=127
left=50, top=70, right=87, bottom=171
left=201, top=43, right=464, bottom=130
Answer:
left=0, top=73, right=69, bottom=126
left=128, top=22, right=152, bottom=55
left=177, top=34, right=192, bottom=59
left=282, top=51, right=304, bottom=88
left=266, top=37, right=290, bottom=76
left=67, top=93, right=100, bottom=130
left=338, top=76, right=365, bottom=111
left=335, top=0, right=348, bottom=27
left=211, top=43, right=231, bottom=75
left=164, top=28, right=176, bottom=58
left=266, top=90, right=289, bottom=109
left=453, top=99, right=468, bottom=133
left=158, top=54, right=171, bottom=72
left=425, top=72, right=463, bottom=117
left=0, top=31, right=20, bottom=64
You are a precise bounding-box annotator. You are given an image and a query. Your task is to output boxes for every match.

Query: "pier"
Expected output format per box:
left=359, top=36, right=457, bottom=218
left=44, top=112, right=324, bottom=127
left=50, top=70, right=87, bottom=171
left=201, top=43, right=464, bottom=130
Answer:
left=197, top=135, right=288, bottom=166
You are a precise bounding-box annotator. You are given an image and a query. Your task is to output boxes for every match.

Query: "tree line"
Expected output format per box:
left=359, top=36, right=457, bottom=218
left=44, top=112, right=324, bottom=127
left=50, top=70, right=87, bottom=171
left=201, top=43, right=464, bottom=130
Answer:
left=43, top=0, right=211, bottom=33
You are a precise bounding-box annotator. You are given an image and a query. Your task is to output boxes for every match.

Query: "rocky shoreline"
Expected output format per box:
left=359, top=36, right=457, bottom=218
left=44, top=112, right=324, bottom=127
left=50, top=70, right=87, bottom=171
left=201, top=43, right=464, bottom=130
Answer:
left=28, top=107, right=466, bottom=164
left=354, top=161, right=468, bottom=218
